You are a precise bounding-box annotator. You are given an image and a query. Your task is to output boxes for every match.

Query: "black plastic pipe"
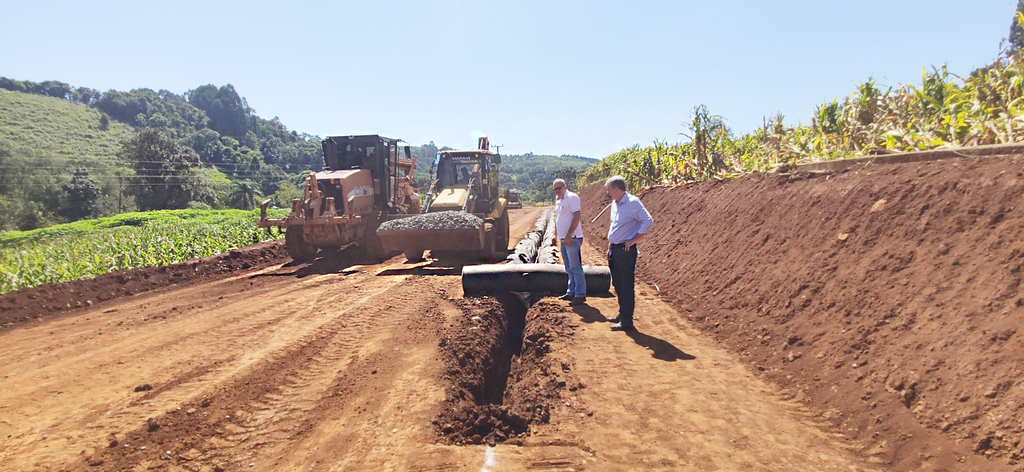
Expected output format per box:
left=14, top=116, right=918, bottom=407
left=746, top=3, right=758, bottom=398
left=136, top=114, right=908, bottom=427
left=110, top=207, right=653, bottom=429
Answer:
left=462, top=263, right=611, bottom=296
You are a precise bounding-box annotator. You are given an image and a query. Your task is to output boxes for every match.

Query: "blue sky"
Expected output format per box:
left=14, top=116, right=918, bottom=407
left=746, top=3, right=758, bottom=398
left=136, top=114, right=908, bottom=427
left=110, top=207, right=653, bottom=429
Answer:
left=0, top=1, right=1017, bottom=158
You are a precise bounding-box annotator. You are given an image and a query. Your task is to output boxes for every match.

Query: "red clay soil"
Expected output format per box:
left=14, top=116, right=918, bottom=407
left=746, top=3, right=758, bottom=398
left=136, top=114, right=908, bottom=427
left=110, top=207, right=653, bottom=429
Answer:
left=0, top=240, right=289, bottom=331
left=580, top=155, right=1024, bottom=471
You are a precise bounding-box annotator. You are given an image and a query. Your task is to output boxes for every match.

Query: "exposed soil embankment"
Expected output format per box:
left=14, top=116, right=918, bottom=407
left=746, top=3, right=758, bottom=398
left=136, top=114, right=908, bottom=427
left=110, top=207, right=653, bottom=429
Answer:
left=580, top=155, right=1024, bottom=471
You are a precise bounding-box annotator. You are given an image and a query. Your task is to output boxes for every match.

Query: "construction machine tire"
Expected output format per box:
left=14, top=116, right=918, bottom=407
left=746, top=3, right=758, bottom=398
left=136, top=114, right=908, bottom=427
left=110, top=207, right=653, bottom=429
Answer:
left=481, top=222, right=498, bottom=262
left=361, top=215, right=388, bottom=262
left=285, top=228, right=316, bottom=262
left=497, top=210, right=510, bottom=252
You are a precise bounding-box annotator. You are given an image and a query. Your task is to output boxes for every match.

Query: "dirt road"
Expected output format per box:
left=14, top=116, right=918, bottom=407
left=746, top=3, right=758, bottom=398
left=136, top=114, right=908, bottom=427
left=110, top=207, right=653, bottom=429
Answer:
left=2, top=206, right=879, bottom=471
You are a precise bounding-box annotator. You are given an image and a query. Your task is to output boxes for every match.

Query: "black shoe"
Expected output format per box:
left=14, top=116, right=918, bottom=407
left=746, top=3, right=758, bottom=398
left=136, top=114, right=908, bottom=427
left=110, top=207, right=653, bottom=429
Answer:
left=557, top=293, right=574, bottom=301
left=569, top=297, right=587, bottom=306
left=606, top=317, right=621, bottom=323
left=610, top=322, right=635, bottom=331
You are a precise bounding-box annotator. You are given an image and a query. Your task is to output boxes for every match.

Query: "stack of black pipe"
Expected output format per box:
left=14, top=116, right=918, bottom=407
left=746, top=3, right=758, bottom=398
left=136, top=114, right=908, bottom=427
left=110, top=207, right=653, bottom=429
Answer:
left=535, top=211, right=559, bottom=264
left=506, top=209, right=551, bottom=264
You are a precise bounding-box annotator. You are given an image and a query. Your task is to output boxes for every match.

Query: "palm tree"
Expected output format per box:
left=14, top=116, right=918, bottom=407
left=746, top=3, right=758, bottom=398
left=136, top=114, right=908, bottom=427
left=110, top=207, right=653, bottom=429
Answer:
left=227, top=180, right=260, bottom=210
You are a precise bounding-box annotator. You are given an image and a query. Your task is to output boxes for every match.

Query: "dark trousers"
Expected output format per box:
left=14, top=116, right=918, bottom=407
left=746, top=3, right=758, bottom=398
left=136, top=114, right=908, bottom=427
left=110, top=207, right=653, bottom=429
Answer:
left=608, top=244, right=637, bottom=326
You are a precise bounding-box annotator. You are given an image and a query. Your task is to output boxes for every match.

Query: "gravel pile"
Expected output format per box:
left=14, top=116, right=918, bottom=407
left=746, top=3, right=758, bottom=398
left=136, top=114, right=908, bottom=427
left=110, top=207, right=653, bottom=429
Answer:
left=378, top=211, right=483, bottom=232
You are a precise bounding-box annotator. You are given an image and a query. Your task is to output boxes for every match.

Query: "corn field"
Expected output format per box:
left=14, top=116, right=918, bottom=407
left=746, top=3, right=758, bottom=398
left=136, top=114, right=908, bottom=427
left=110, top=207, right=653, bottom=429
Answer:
left=580, top=50, right=1024, bottom=190
left=0, top=209, right=283, bottom=294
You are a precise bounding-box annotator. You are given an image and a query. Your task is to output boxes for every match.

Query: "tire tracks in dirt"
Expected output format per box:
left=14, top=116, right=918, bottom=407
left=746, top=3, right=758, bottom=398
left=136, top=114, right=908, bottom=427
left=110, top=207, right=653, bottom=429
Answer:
left=0, top=249, right=429, bottom=470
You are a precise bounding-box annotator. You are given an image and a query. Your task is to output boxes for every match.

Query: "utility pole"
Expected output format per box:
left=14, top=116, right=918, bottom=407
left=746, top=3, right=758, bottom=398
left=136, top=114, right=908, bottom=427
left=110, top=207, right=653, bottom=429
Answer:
left=493, top=144, right=503, bottom=155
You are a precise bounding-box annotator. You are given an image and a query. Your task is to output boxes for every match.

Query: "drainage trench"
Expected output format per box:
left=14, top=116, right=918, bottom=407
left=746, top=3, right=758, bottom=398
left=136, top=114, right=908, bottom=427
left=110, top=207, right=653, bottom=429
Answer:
left=472, top=292, right=529, bottom=406
left=437, top=211, right=574, bottom=446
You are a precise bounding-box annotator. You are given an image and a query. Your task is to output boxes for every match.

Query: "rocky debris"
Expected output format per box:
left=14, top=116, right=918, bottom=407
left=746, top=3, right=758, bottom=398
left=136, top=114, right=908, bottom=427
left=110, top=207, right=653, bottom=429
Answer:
left=378, top=211, right=482, bottom=232
left=437, top=405, right=528, bottom=445
left=436, top=296, right=574, bottom=446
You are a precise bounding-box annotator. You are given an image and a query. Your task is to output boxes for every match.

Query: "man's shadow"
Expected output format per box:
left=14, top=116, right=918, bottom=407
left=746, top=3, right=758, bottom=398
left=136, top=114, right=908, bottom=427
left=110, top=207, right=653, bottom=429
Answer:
left=570, top=305, right=695, bottom=362
left=571, top=304, right=610, bottom=324
left=625, top=330, right=696, bottom=362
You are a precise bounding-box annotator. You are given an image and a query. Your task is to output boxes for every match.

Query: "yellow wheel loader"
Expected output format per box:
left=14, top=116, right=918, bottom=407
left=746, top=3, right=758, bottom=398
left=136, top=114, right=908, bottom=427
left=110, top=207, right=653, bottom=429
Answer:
left=376, top=137, right=509, bottom=262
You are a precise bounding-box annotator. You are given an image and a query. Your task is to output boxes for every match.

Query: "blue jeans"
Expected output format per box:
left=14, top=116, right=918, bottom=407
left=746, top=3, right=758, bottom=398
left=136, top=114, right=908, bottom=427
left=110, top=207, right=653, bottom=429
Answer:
left=560, top=237, right=586, bottom=298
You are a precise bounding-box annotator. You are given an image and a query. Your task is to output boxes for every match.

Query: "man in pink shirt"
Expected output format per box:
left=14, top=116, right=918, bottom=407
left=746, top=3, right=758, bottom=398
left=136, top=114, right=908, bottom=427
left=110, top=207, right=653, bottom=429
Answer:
left=552, top=178, right=586, bottom=305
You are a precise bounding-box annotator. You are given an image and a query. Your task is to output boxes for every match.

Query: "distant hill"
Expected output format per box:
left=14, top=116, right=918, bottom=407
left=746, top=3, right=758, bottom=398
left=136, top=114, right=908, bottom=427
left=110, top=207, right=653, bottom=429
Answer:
left=405, top=146, right=596, bottom=203
left=0, top=90, right=137, bottom=229
left=0, top=89, right=134, bottom=161
left=0, top=80, right=323, bottom=231
left=499, top=153, right=595, bottom=202
left=0, top=79, right=596, bottom=229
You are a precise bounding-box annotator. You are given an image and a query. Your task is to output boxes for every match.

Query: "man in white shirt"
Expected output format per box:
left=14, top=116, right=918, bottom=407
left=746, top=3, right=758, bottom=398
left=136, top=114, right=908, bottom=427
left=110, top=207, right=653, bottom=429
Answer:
left=552, top=178, right=586, bottom=305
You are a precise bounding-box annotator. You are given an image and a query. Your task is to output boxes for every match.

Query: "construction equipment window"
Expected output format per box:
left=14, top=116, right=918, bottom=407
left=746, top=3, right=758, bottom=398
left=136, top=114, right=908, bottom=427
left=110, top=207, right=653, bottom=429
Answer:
left=358, top=145, right=375, bottom=170
left=437, top=157, right=457, bottom=188
left=336, top=143, right=358, bottom=170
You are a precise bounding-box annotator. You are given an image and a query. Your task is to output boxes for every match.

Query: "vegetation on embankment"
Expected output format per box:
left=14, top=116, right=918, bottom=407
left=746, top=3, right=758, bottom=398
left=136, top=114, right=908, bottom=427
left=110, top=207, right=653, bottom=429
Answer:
left=0, top=209, right=284, bottom=295
left=582, top=48, right=1024, bottom=191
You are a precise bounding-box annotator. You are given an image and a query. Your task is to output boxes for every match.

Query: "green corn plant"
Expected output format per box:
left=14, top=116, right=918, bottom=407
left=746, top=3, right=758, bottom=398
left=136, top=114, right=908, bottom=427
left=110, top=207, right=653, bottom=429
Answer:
left=579, top=49, right=1024, bottom=191
left=0, top=209, right=285, bottom=294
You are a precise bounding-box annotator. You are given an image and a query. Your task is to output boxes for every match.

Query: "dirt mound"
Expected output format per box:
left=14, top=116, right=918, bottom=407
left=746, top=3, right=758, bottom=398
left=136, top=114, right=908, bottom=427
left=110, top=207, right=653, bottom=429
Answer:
left=435, top=296, right=575, bottom=445
left=580, top=155, right=1024, bottom=471
left=0, top=240, right=289, bottom=331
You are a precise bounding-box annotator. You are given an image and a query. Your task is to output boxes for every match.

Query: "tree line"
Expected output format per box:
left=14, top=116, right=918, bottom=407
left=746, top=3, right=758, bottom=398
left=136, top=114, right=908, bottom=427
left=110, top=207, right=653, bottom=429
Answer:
left=0, top=79, right=595, bottom=231
left=0, top=79, right=326, bottom=229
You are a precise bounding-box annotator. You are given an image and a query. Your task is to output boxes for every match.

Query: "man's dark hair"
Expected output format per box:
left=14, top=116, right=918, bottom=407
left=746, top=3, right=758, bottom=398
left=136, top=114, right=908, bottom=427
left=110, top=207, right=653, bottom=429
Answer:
left=605, top=175, right=627, bottom=192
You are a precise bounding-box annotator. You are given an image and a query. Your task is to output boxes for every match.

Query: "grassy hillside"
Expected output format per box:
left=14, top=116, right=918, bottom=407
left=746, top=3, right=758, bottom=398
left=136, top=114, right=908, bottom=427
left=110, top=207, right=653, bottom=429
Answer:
left=0, top=89, right=138, bottom=230
left=0, top=89, right=134, bottom=160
